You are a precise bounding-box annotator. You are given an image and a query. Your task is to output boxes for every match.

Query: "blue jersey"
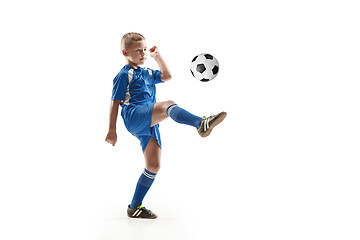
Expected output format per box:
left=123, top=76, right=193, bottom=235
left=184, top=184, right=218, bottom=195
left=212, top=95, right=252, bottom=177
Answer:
left=111, top=65, right=163, bottom=152
left=111, top=65, right=163, bottom=106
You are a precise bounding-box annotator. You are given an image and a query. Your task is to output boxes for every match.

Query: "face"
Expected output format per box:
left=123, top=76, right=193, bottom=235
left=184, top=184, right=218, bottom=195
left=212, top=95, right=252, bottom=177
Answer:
left=124, top=40, right=147, bottom=68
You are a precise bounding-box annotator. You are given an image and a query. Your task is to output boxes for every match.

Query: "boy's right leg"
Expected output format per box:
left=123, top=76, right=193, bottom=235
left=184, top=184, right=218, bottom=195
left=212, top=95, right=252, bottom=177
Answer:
left=128, top=138, right=160, bottom=219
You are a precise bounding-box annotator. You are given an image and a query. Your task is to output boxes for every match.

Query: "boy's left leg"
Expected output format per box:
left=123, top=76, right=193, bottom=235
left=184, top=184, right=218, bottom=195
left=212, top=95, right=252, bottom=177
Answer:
left=127, top=138, right=160, bottom=219
left=151, top=100, right=202, bottom=128
left=151, top=100, right=227, bottom=137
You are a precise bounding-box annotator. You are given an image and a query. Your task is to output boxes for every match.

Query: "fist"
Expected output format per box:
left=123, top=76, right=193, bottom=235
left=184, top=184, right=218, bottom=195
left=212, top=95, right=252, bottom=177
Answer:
left=105, top=131, right=117, bottom=146
left=149, top=46, right=160, bottom=58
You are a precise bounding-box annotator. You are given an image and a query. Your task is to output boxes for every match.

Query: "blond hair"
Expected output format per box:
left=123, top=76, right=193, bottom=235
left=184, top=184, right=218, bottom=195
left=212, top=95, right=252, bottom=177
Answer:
left=121, top=32, right=145, bottom=50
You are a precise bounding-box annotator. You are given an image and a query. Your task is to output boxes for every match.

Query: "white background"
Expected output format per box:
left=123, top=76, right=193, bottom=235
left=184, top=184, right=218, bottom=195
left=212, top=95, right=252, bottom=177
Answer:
left=1, top=0, right=359, bottom=239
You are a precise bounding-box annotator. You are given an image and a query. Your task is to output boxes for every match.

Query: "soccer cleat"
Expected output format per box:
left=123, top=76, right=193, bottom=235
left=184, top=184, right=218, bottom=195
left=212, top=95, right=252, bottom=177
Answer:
left=127, top=205, right=158, bottom=219
left=197, top=112, right=227, bottom=137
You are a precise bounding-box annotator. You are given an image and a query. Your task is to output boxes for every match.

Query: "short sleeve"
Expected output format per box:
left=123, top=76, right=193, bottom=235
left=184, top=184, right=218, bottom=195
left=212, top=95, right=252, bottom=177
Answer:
left=153, top=69, right=163, bottom=84
left=111, top=71, right=129, bottom=101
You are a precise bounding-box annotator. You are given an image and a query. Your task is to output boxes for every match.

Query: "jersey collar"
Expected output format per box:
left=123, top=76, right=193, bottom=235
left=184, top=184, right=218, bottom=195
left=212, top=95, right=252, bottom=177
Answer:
left=125, top=64, right=143, bottom=71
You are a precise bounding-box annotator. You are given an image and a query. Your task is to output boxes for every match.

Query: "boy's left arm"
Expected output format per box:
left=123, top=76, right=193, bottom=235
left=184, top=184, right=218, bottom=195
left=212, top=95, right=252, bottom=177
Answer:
left=149, top=46, right=172, bottom=82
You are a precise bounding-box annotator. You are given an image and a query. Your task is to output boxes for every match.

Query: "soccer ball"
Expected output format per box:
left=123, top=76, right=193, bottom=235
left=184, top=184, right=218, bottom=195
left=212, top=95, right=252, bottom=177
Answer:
left=190, top=53, right=219, bottom=82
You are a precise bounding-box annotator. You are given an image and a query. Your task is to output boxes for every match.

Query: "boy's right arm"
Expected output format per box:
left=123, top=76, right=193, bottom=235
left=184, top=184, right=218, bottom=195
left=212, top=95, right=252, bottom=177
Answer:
left=105, top=100, right=121, bottom=146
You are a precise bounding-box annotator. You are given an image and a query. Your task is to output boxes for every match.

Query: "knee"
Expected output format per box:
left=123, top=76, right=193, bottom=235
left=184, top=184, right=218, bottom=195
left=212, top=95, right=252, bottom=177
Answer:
left=146, top=163, right=161, bottom=173
left=166, top=100, right=176, bottom=108
left=164, top=100, right=176, bottom=114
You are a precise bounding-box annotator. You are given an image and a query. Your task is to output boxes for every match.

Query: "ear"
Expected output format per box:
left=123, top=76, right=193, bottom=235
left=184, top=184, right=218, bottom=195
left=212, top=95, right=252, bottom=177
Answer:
left=122, top=49, right=128, bottom=56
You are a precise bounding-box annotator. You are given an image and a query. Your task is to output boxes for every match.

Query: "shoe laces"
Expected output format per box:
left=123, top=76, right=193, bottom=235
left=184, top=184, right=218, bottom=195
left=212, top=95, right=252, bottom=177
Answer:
left=202, top=116, right=210, bottom=131
left=137, top=205, right=154, bottom=215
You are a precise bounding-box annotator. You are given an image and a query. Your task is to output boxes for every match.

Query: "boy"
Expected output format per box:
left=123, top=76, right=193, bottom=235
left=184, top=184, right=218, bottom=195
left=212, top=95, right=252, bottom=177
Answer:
left=105, top=32, right=226, bottom=219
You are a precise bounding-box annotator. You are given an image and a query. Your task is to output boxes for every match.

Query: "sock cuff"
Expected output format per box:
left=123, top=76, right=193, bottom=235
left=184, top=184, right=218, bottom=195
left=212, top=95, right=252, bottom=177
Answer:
left=166, top=104, right=178, bottom=116
left=143, top=168, right=157, bottom=179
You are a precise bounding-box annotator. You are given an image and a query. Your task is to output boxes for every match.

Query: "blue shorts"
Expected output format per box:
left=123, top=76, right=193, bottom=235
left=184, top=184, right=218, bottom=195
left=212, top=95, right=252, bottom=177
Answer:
left=121, top=103, right=161, bottom=152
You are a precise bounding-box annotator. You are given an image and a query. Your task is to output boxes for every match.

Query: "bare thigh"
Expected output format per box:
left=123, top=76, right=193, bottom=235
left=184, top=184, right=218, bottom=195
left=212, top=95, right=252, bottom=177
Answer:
left=144, top=137, right=161, bottom=173
left=151, top=100, right=176, bottom=127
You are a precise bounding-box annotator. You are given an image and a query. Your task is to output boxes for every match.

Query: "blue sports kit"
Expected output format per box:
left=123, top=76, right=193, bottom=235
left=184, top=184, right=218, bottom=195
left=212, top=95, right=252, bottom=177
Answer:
left=112, top=65, right=163, bottom=152
left=111, top=64, right=226, bottom=218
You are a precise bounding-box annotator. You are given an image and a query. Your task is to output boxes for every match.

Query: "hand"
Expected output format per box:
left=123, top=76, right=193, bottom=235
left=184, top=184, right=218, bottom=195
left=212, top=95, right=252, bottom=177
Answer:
left=149, top=46, right=160, bottom=58
left=105, top=130, right=117, bottom=146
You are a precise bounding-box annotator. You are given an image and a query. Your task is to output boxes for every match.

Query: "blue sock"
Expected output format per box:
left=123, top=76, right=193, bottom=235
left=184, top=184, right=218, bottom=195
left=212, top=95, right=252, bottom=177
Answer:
left=166, top=104, right=202, bottom=128
left=130, top=169, right=156, bottom=208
